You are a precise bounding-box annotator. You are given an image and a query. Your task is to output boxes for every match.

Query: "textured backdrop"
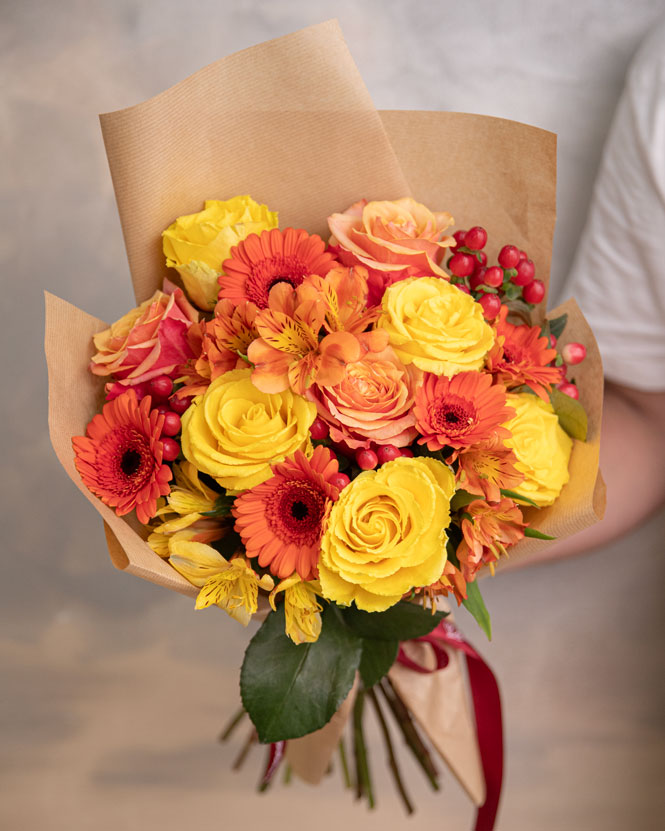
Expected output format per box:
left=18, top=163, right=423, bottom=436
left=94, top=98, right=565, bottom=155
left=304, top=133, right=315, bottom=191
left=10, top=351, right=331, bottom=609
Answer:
left=3, top=1, right=665, bottom=829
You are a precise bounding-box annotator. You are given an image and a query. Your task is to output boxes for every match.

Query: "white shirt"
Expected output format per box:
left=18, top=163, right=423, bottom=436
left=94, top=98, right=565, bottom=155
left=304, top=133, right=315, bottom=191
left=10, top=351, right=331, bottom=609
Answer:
left=562, top=19, right=665, bottom=392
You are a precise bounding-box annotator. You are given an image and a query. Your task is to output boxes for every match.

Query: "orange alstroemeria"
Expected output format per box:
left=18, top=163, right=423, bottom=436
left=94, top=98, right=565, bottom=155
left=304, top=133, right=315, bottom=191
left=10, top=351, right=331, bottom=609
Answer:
left=248, top=282, right=362, bottom=395
left=456, top=498, right=526, bottom=581
left=176, top=298, right=258, bottom=398
left=455, top=436, right=525, bottom=502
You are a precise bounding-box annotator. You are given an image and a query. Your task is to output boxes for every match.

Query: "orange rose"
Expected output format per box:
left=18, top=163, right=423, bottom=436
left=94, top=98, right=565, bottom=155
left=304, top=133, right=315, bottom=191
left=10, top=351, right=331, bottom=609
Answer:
left=307, top=344, right=420, bottom=449
left=328, top=198, right=455, bottom=304
left=90, top=285, right=199, bottom=392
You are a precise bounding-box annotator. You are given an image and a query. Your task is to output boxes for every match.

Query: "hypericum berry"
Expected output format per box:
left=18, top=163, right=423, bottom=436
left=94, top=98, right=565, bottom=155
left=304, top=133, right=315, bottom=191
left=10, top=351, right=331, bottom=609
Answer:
left=513, top=258, right=535, bottom=286
left=557, top=382, right=579, bottom=400
left=478, top=293, right=502, bottom=319
left=169, top=394, right=192, bottom=415
left=455, top=283, right=471, bottom=294
left=356, top=448, right=379, bottom=470
left=498, top=244, right=520, bottom=269
left=161, top=411, right=182, bottom=437
left=549, top=334, right=558, bottom=348
left=161, top=437, right=181, bottom=461
left=330, top=472, right=351, bottom=490
left=561, top=342, right=587, bottom=365
left=453, top=230, right=467, bottom=248
left=400, top=447, right=414, bottom=457
left=148, top=375, right=174, bottom=401
left=518, top=249, right=528, bottom=261
left=448, top=252, right=476, bottom=278
left=476, top=250, right=488, bottom=267
left=376, top=444, right=401, bottom=464
left=155, top=404, right=172, bottom=416
left=469, top=267, right=487, bottom=291
left=464, top=226, right=488, bottom=251
left=523, top=279, right=546, bottom=304
left=309, top=418, right=330, bottom=440
left=483, top=266, right=504, bottom=288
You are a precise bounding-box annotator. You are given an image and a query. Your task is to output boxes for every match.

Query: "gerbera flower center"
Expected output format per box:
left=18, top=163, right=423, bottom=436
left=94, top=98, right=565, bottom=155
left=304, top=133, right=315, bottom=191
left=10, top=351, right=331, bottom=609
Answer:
left=247, top=256, right=309, bottom=308
left=432, top=399, right=475, bottom=435
left=120, top=448, right=142, bottom=476
left=266, top=480, right=327, bottom=545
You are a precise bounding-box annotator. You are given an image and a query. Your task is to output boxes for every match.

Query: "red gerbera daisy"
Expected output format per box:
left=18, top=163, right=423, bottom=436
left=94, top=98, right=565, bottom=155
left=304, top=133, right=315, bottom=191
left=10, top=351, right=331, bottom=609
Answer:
left=232, top=446, right=340, bottom=581
left=486, top=305, right=562, bottom=400
left=218, top=227, right=337, bottom=309
left=414, top=371, right=515, bottom=452
left=72, top=390, right=172, bottom=524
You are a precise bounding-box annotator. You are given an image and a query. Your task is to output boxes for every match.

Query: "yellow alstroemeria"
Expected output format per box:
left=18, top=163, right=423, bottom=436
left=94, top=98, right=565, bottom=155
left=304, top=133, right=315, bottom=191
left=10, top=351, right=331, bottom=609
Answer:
left=269, top=574, right=323, bottom=644
left=169, top=539, right=273, bottom=626
left=166, top=461, right=221, bottom=516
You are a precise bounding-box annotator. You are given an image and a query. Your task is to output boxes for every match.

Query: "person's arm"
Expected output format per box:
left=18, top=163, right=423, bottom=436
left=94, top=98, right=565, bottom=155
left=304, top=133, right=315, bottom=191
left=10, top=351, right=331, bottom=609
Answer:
left=501, top=381, right=665, bottom=570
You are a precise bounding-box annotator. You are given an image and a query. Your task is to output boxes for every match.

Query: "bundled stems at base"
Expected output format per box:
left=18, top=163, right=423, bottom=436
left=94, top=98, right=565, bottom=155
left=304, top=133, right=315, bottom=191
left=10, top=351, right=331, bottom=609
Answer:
left=219, top=707, right=247, bottom=742
left=353, top=689, right=375, bottom=807
left=367, top=687, right=414, bottom=815
left=339, top=738, right=352, bottom=789
left=379, top=677, right=440, bottom=791
left=232, top=727, right=257, bottom=770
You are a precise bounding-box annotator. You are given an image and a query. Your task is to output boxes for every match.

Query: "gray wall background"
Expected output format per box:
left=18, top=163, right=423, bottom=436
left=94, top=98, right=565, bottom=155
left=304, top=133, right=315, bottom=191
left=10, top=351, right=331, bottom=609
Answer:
left=3, top=1, right=665, bottom=829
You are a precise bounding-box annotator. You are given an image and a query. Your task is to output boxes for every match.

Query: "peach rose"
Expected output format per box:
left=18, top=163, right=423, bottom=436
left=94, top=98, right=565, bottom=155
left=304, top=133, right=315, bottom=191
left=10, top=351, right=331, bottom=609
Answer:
left=328, top=198, right=455, bottom=304
left=90, top=285, right=199, bottom=391
left=307, top=344, right=420, bottom=449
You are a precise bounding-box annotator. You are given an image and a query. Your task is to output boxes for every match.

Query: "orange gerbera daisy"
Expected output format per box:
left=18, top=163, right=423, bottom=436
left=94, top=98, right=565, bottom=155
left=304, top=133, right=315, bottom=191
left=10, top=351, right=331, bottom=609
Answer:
left=455, top=437, right=524, bottom=502
left=414, top=371, right=515, bottom=452
left=176, top=299, right=258, bottom=398
left=486, top=305, right=562, bottom=400
left=72, top=390, right=172, bottom=524
left=218, top=227, right=337, bottom=309
left=232, top=447, right=340, bottom=581
left=456, top=497, right=525, bottom=581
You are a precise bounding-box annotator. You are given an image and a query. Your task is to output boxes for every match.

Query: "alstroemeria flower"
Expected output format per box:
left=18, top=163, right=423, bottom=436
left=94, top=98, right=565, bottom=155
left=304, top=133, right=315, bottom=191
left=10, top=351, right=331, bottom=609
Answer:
left=248, top=282, right=362, bottom=395
left=269, top=575, right=323, bottom=644
left=456, top=498, right=526, bottom=581
left=168, top=539, right=273, bottom=626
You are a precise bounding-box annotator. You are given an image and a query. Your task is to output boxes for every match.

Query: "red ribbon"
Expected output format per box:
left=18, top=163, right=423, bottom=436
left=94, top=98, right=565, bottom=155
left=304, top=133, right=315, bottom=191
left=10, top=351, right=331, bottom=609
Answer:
left=397, top=620, right=503, bottom=831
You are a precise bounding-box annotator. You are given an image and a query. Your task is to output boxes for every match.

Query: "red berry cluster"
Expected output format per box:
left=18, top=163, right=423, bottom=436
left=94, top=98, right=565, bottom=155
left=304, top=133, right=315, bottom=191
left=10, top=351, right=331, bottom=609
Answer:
left=556, top=342, right=587, bottom=400
left=447, top=226, right=546, bottom=319
left=308, top=418, right=415, bottom=489
left=146, top=375, right=193, bottom=461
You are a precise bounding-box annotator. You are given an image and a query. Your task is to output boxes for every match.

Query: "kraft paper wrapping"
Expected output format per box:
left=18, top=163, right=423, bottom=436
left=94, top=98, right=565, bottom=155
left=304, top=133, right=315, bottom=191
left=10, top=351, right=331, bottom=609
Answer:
left=45, top=20, right=604, bottom=806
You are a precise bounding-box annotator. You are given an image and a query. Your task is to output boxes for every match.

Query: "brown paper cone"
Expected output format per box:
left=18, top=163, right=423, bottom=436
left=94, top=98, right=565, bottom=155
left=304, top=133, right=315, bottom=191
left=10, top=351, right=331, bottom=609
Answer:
left=45, top=20, right=604, bottom=805
left=389, top=642, right=485, bottom=806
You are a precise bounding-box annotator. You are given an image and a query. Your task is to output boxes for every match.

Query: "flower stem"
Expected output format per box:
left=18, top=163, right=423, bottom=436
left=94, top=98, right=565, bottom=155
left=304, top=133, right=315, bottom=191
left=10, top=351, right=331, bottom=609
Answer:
left=339, top=738, right=352, bottom=789
left=379, top=677, right=440, bottom=791
left=218, top=707, right=247, bottom=742
left=232, top=727, right=257, bottom=771
left=352, top=688, right=375, bottom=808
left=367, top=687, right=415, bottom=815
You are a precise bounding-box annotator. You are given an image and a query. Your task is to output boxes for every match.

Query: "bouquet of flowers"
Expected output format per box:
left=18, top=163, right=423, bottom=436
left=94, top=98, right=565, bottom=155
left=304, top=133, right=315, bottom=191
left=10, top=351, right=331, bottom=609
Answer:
left=45, top=21, right=605, bottom=831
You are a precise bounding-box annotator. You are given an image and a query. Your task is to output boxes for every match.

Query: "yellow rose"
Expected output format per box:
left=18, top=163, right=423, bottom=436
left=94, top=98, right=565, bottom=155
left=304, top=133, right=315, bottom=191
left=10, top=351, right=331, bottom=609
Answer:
left=162, top=196, right=278, bottom=310
left=502, top=393, right=573, bottom=507
left=318, top=457, right=455, bottom=612
left=378, top=276, right=495, bottom=375
left=180, top=368, right=316, bottom=491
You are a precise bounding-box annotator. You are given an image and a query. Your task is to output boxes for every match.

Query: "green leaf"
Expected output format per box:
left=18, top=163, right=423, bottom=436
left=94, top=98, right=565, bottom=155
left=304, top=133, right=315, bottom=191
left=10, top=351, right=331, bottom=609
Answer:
left=450, top=489, right=478, bottom=511
left=524, top=526, right=556, bottom=540
left=359, top=638, right=399, bottom=688
left=201, top=493, right=236, bottom=518
left=548, top=313, right=568, bottom=340
left=500, top=488, right=539, bottom=507
left=342, top=600, right=447, bottom=642
left=502, top=281, right=522, bottom=301
left=462, top=581, right=492, bottom=640
left=549, top=387, right=588, bottom=441
left=240, top=604, right=362, bottom=743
